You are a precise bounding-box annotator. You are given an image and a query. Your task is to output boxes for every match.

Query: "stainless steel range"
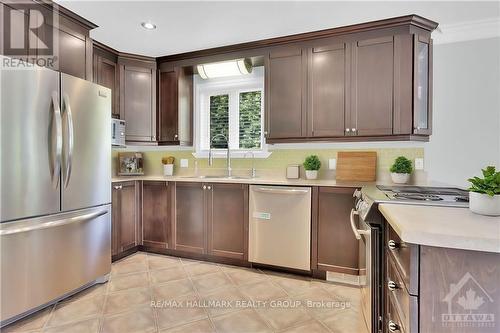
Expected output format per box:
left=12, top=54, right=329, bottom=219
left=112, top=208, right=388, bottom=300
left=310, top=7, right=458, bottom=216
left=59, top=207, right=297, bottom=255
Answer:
left=354, top=185, right=469, bottom=332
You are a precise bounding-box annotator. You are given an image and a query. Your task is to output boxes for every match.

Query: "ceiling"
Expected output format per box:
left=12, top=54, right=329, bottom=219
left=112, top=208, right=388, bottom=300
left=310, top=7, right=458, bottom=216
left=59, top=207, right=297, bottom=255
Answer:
left=56, top=1, right=500, bottom=57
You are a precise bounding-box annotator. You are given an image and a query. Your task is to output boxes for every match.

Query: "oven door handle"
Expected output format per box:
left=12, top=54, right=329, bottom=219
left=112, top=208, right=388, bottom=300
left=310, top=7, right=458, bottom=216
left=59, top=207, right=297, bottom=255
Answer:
left=350, top=209, right=370, bottom=240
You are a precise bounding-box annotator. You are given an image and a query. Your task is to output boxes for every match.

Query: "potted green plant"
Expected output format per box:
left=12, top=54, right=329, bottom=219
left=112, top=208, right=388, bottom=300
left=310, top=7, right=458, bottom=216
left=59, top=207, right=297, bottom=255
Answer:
left=468, top=166, right=500, bottom=216
left=162, top=156, right=175, bottom=176
left=390, top=156, right=413, bottom=184
left=303, top=155, right=321, bottom=180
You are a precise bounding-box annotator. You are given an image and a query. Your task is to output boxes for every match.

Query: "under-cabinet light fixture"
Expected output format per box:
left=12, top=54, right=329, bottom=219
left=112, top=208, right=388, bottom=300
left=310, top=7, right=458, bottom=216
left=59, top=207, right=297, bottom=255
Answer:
left=197, top=58, right=252, bottom=79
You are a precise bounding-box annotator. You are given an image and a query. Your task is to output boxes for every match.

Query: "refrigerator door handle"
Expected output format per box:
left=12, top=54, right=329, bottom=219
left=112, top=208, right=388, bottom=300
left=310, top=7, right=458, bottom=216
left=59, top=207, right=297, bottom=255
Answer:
left=62, top=94, right=74, bottom=189
left=0, top=208, right=108, bottom=236
left=49, top=92, right=62, bottom=188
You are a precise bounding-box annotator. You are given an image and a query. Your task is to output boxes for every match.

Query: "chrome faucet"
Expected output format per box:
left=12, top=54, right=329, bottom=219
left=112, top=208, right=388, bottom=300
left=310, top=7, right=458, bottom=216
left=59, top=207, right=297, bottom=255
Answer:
left=244, top=151, right=256, bottom=178
left=209, top=134, right=231, bottom=177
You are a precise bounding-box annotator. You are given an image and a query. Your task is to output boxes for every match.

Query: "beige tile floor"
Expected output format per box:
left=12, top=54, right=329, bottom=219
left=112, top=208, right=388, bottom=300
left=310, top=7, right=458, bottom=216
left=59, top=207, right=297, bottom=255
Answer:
left=2, top=252, right=368, bottom=333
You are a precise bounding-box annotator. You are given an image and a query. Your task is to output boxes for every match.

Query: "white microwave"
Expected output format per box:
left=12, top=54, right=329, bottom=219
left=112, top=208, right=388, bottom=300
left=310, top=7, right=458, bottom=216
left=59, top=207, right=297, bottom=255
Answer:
left=112, top=119, right=126, bottom=147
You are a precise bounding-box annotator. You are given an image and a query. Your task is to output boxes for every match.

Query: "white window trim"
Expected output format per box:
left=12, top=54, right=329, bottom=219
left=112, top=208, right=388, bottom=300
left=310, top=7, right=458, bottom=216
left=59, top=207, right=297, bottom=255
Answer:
left=192, top=67, right=271, bottom=159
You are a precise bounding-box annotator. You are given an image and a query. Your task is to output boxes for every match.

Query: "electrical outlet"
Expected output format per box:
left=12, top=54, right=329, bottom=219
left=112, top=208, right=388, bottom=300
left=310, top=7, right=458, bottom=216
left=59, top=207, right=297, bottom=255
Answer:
left=180, top=159, right=189, bottom=168
left=329, top=158, right=337, bottom=170
left=415, top=158, right=424, bottom=170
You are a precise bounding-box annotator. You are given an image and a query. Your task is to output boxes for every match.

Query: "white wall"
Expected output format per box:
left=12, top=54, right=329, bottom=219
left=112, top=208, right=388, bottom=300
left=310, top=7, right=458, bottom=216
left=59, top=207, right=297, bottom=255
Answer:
left=426, top=37, right=500, bottom=187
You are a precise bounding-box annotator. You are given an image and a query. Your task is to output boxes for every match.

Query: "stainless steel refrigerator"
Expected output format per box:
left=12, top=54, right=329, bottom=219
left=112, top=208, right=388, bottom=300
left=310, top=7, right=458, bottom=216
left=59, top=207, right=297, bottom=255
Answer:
left=0, top=62, right=112, bottom=326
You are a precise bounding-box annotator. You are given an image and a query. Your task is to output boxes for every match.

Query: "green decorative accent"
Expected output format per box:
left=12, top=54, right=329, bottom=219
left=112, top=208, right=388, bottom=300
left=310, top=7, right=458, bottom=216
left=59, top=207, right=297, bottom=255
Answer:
left=468, top=166, right=500, bottom=197
left=390, top=156, right=413, bottom=174
left=303, top=155, right=321, bottom=171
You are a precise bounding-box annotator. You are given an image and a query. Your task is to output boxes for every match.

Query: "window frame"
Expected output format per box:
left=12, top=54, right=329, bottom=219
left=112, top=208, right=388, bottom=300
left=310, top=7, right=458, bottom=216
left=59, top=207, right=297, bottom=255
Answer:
left=193, top=67, right=270, bottom=159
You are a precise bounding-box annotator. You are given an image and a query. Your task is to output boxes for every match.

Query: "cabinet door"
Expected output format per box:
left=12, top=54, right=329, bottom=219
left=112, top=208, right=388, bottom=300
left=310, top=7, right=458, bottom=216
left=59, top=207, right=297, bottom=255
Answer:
left=159, top=70, right=179, bottom=143
left=174, top=182, right=206, bottom=254
left=413, top=34, right=432, bottom=135
left=266, top=47, right=307, bottom=139
left=207, top=183, right=248, bottom=260
left=112, top=181, right=139, bottom=255
left=351, top=37, right=394, bottom=136
left=308, top=44, right=348, bottom=137
left=316, top=187, right=359, bottom=274
left=120, top=65, right=156, bottom=142
left=95, top=54, right=119, bottom=118
left=142, top=181, right=170, bottom=249
left=58, top=30, right=87, bottom=79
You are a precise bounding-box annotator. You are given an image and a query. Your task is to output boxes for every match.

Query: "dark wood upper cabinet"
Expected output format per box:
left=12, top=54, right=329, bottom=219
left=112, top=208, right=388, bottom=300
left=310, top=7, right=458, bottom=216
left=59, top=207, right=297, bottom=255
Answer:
left=142, top=181, right=170, bottom=249
left=93, top=45, right=119, bottom=118
left=119, top=57, right=157, bottom=143
left=158, top=66, right=193, bottom=145
left=173, top=182, right=206, bottom=254
left=111, top=181, right=140, bottom=257
left=307, top=43, right=348, bottom=137
left=207, top=183, right=248, bottom=260
left=266, top=47, right=307, bottom=139
left=1, top=2, right=95, bottom=80
left=413, top=34, right=432, bottom=136
left=350, top=36, right=394, bottom=136
left=315, top=187, right=359, bottom=275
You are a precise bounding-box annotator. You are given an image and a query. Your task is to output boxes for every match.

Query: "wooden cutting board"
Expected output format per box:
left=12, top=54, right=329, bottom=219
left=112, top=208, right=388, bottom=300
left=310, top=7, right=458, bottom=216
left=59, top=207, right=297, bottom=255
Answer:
left=336, top=151, right=377, bottom=181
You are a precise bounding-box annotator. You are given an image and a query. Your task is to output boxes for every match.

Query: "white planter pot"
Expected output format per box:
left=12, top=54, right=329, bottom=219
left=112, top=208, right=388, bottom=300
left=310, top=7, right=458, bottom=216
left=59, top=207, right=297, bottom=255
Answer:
left=391, top=173, right=410, bottom=184
left=469, top=192, right=500, bottom=216
left=163, top=164, right=174, bottom=176
left=305, top=170, right=318, bottom=180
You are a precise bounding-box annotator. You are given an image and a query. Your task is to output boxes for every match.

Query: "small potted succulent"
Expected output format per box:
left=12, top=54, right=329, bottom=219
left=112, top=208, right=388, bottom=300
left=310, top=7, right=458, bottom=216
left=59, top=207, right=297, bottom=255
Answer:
left=390, top=156, right=413, bottom=184
left=162, top=156, right=175, bottom=176
left=303, top=155, right=321, bottom=180
left=468, top=166, right=500, bottom=216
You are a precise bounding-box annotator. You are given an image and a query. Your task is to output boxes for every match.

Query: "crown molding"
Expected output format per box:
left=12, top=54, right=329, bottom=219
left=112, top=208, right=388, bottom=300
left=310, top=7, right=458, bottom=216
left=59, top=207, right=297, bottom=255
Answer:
left=432, top=17, right=500, bottom=45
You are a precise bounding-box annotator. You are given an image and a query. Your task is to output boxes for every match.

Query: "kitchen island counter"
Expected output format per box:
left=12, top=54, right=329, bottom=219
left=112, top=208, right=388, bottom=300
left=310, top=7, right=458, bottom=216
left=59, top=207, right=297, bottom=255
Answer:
left=379, top=203, right=500, bottom=253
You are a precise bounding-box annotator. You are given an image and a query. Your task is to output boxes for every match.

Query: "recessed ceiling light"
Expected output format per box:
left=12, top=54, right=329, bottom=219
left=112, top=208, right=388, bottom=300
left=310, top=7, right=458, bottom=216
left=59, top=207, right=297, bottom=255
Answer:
left=141, top=22, right=156, bottom=30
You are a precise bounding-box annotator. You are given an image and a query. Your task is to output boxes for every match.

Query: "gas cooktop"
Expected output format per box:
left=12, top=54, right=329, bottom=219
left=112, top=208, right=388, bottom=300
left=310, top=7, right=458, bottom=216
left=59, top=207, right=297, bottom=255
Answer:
left=376, top=185, right=469, bottom=206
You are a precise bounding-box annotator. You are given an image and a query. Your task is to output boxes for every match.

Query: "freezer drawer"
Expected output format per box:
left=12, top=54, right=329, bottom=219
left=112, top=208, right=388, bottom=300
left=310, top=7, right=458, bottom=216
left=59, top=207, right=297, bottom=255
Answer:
left=0, top=205, right=111, bottom=324
left=249, top=186, right=311, bottom=270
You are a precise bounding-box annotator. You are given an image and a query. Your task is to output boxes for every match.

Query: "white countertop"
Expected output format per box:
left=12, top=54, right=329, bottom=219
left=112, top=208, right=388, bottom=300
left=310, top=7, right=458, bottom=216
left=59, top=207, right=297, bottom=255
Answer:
left=379, top=204, right=500, bottom=253
left=111, top=175, right=373, bottom=188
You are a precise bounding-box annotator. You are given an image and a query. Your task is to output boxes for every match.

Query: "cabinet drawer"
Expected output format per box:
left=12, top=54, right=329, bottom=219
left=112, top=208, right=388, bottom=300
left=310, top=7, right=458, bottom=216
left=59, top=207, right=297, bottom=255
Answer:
left=385, top=223, right=419, bottom=295
left=387, top=292, right=407, bottom=333
left=386, top=251, right=419, bottom=333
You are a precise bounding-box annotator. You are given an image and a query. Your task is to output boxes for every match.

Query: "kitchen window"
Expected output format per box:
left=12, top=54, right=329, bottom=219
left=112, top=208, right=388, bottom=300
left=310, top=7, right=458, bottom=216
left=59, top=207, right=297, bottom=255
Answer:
left=193, top=67, right=270, bottom=158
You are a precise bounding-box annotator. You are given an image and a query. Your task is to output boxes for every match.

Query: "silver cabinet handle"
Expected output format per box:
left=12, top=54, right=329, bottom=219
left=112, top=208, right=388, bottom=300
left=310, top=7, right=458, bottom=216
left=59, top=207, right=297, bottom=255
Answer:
left=345, top=128, right=350, bottom=133
left=207, top=186, right=211, bottom=190
left=62, top=94, right=74, bottom=189
left=388, top=280, right=398, bottom=291
left=253, top=187, right=309, bottom=195
left=174, top=134, right=178, bottom=140
left=113, top=185, right=123, bottom=190
left=352, top=128, right=357, bottom=134
left=388, top=320, right=400, bottom=332
left=350, top=209, right=370, bottom=240
left=203, top=185, right=207, bottom=190
left=388, top=240, right=399, bottom=250
left=49, top=92, right=62, bottom=189
left=0, top=209, right=108, bottom=236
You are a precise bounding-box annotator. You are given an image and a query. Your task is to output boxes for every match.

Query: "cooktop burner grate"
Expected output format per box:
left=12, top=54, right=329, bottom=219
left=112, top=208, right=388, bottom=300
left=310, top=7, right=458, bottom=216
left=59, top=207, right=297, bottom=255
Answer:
left=393, top=193, right=444, bottom=201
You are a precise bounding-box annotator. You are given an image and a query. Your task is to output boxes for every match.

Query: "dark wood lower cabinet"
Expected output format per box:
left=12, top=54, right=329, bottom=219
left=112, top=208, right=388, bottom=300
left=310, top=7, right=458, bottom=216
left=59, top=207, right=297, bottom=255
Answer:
left=111, top=181, right=140, bottom=257
left=207, top=183, right=249, bottom=260
left=173, top=182, right=206, bottom=254
left=314, top=187, right=359, bottom=275
left=142, top=181, right=171, bottom=249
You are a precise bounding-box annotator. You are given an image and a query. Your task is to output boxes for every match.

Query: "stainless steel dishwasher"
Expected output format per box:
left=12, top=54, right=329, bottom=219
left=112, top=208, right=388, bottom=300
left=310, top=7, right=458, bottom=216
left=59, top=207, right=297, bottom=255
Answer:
left=249, top=185, right=311, bottom=270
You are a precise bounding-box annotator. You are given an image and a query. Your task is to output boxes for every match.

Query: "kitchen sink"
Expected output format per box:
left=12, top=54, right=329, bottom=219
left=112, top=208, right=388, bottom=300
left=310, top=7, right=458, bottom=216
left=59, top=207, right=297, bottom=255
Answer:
left=179, top=175, right=254, bottom=180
